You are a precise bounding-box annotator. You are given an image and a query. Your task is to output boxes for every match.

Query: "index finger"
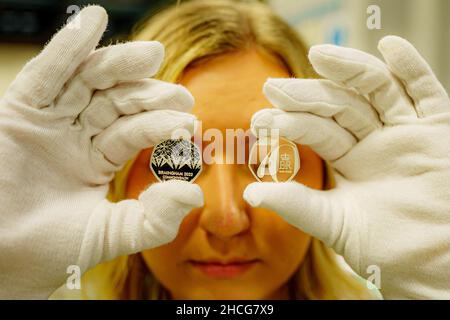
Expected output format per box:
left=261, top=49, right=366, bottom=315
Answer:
left=8, top=5, right=108, bottom=108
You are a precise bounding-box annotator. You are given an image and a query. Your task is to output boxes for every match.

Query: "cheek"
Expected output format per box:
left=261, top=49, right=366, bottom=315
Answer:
left=252, top=208, right=312, bottom=276
left=141, top=246, right=180, bottom=283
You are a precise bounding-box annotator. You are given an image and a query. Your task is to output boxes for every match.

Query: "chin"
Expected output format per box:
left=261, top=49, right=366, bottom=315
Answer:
left=168, top=279, right=281, bottom=300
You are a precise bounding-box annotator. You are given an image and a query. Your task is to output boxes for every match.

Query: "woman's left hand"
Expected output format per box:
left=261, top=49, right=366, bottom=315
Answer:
left=244, top=36, right=450, bottom=299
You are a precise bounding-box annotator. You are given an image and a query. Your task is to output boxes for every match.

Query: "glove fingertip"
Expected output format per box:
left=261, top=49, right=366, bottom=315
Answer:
left=81, top=5, right=108, bottom=23
left=193, top=185, right=205, bottom=207
left=243, top=183, right=266, bottom=207
left=377, top=35, right=407, bottom=51
left=180, top=182, right=204, bottom=207
left=142, top=180, right=204, bottom=208
left=175, top=84, right=195, bottom=111
left=263, top=78, right=285, bottom=93
left=251, top=109, right=275, bottom=133
left=145, top=41, right=165, bottom=77
left=308, top=44, right=336, bottom=62
left=78, top=6, right=108, bottom=40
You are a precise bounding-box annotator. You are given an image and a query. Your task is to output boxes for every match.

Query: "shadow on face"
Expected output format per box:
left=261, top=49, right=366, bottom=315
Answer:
left=125, top=49, right=324, bottom=300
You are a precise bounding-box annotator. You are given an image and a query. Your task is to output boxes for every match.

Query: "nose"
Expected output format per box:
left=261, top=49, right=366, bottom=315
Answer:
left=199, top=164, right=250, bottom=240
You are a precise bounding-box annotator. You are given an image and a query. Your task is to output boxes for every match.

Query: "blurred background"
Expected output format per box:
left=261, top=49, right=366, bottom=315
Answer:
left=0, top=0, right=449, bottom=95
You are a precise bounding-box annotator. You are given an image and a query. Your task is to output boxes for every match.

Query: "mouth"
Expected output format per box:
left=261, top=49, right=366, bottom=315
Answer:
left=187, top=258, right=261, bottom=278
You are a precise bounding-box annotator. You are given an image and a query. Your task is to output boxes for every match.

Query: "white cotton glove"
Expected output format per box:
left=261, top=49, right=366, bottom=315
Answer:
left=0, top=6, right=203, bottom=299
left=245, top=36, right=450, bottom=299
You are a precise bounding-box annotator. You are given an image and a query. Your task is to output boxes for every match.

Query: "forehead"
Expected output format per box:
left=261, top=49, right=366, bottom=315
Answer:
left=178, top=49, right=290, bottom=131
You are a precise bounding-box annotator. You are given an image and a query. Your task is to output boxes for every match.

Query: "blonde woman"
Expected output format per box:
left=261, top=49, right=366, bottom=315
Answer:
left=75, top=0, right=376, bottom=300
left=1, top=0, right=449, bottom=300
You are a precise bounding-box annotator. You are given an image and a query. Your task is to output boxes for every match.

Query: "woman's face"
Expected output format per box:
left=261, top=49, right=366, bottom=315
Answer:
left=126, top=49, right=324, bottom=299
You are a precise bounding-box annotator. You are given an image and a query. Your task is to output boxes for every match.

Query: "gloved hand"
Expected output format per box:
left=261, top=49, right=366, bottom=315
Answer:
left=0, top=6, right=203, bottom=299
left=245, top=36, right=450, bottom=299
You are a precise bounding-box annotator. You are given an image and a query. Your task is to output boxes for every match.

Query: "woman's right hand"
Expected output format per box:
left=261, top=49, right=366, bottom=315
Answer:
left=0, top=6, right=203, bottom=299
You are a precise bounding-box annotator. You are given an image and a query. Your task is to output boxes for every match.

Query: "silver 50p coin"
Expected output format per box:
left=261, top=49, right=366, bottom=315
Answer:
left=150, top=139, right=202, bottom=183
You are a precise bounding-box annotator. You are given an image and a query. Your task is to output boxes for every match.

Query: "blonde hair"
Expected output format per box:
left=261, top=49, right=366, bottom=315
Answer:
left=81, top=0, right=376, bottom=300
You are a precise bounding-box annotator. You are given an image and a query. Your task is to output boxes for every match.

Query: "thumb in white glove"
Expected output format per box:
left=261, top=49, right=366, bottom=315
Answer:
left=79, top=181, right=203, bottom=275
left=0, top=6, right=203, bottom=299
left=245, top=36, right=450, bottom=299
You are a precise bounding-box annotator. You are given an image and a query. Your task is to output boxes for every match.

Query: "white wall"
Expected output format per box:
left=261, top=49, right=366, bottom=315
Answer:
left=270, top=0, right=450, bottom=91
left=1, top=1, right=449, bottom=94
left=348, top=0, right=450, bottom=92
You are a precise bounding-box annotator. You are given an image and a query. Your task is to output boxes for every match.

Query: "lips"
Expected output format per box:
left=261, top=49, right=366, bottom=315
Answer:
left=188, top=258, right=260, bottom=278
